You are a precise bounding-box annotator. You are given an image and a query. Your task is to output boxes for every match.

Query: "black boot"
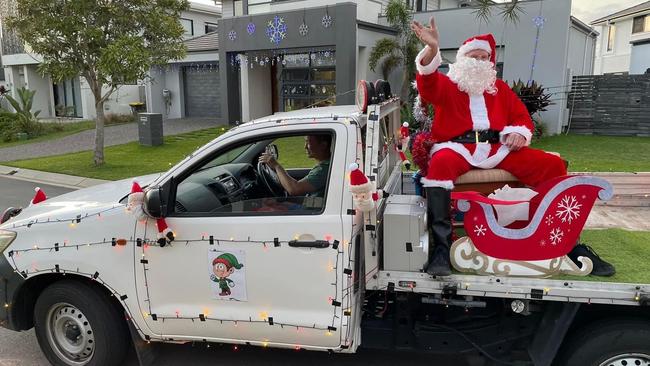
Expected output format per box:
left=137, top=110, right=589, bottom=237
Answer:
left=568, top=242, right=616, bottom=277
left=425, top=187, right=453, bottom=276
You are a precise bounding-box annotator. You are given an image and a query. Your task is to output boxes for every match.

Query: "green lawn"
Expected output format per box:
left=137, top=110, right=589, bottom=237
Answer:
left=531, top=134, right=650, bottom=172
left=557, top=229, right=650, bottom=284
left=0, top=119, right=135, bottom=149
left=5, top=128, right=313, bottom=181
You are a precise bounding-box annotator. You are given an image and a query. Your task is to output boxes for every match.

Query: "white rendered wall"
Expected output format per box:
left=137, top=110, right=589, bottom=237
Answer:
left=164, top=68, right=184, bottom=119
left=240, top=63, right=272, bottom=122
left=594, top=20, right=633, bottom=74
left=80, top=80, right=143, bottom=120
left=23, top=64, right=54, bottom=118
left=245, top=0, right=382, bottom=23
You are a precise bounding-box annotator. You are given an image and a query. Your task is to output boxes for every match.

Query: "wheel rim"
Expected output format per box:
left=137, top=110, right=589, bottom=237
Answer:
left=599, top=353, right=650, bottom=366
left=45, top=303, right=95, bottom=365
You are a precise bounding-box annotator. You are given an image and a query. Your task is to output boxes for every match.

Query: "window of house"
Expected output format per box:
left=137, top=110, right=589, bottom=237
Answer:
left=281, top=51, right=336, bottom=112
left=607, top=24, right=616, bottom=52
left=172, top=132, right=335, bottom=216
left=632, top=15, right=650, bottom=34
left=205, top=22, right=218, bottom=34
left=181, top=18, right=194, bottom=36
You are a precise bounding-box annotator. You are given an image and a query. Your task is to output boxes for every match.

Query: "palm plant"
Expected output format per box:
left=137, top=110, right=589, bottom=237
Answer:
left=510, top=79, right=553, bottom=139
left=369, top=0, right=419, bottom=102
left=3, top=86, right=42, bottom=136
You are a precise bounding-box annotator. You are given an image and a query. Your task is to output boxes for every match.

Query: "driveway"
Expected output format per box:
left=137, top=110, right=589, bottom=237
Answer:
left=0, top=117, right=224, bottom=162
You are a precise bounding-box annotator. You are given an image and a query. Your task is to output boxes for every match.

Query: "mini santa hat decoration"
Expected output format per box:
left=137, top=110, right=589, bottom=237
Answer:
left=129, top=181, right=144, bottom=201
left=156, top=218, right=175, bottom=247
left=31, top=187, right=47, bottom=205
left=349, top=163, right=373, bottom=194
left=456, top=33, right=497, bottom=64
left=400, top=122, right=410, bottom=139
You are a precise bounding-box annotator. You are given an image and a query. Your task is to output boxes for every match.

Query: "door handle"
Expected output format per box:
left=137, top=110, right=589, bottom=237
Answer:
left=288, top=240, right=330, bottom=249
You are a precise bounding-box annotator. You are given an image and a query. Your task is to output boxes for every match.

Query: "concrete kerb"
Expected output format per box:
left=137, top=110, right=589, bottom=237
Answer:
left=0, top=165, right=109, bottom=190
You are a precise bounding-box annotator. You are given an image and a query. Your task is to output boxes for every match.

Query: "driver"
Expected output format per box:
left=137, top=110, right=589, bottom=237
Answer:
left=258, top=134, right=332, bottom=197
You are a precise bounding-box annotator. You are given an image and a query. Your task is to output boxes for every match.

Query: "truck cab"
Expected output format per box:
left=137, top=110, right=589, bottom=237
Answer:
left=1, top=99, right=649, bottom=366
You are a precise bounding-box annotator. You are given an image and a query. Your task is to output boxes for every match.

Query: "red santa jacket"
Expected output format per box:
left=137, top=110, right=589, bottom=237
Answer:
left=412, top=46, right=534, bottom=173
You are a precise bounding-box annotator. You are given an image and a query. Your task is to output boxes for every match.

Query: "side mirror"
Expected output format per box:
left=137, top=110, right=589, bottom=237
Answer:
left=143, top=187, right=164, bottom=219
left=266, top=144, right=279, bottom=159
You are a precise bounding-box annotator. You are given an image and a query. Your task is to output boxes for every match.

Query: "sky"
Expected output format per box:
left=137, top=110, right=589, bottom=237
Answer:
left=191, top=0, right=646, bottom=25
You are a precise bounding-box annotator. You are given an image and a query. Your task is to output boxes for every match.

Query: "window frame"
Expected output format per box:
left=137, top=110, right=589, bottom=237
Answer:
left=205, top=22, right=218, bottom=34
left=180, top=18, right=194, bottom=36
left=606, top=23, right=616, bottom=52
left=167, top=129, right=337, bottom=218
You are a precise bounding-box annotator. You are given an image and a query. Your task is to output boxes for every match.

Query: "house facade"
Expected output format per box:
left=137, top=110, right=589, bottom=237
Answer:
left=0, top=0, right=220, bottom=120
left=592, top=1, right=650, bottom=75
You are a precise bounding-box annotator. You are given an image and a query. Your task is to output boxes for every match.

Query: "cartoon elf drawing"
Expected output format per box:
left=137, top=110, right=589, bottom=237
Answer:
left=210, top=253, right=244, bottom=296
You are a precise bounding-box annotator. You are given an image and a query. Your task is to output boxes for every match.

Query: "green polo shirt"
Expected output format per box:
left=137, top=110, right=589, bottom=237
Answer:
left=302, top=159, right=330, bottom=198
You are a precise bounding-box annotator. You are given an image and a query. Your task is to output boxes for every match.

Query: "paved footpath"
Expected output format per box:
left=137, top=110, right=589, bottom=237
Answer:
left=0, top=117, right=222, bottom=162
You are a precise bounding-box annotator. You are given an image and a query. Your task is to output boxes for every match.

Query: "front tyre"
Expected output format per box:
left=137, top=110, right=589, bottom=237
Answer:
left=34, top=280, right=129, bottom=366
left=556, top=318, right=650, bottom=366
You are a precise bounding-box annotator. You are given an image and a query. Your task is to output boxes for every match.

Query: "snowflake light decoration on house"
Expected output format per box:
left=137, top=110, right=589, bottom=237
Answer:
left=298, top=22, right=309, bottom=36
left=247, top=22, right=256, bottom=35
left=549, top=228, right=564, bottom=245
left=555, top=195, right=582, bottom=224
left=533, top=16, right=546, bottom=28
left=322, top=13, right=333, bottom=28
left=228, top=30, right=237, bottom=41
left=266, top=15, right=287, bottom=45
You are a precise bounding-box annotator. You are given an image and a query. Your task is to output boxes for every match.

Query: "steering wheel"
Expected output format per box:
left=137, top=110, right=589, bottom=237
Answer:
left=257, top=161, right=287, bottom=197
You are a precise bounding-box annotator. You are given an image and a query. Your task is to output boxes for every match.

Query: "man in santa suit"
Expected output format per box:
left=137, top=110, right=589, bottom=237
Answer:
left=410, top=17, right=615, bottom=277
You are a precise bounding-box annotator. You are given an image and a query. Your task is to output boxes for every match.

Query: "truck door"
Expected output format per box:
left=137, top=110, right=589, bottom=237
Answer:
left=134, top=122, right=347, bottom=350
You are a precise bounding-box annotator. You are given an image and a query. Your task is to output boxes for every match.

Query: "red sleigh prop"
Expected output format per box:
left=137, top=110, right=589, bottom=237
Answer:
left=449, top=175, right=613, bottom=277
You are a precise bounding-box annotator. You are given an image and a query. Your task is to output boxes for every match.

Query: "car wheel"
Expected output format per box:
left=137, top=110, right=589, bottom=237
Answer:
left=33, top=280, right=129, bottom=366
left=556, top=318, right=650, bottom=366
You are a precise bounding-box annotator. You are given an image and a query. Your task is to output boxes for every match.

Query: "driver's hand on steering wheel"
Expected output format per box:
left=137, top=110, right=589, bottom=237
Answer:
left=259, top=152, right=279, bottom=170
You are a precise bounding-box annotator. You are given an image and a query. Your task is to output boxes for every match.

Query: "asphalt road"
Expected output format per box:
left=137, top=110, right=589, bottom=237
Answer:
left=0, top=176, right=480, bottom=366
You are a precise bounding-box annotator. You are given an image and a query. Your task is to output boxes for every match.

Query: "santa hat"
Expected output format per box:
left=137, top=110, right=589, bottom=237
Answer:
left=456, top=33, right=496, bottom=64
left=128, top=182, right=144, bottom=203
left=400, top=122, right=410, bottom=139
left=156, top=218, right=175, bottom=247
left=31, top=187, right=47, bottom=205
left=348, top=163, right=373, bottom=194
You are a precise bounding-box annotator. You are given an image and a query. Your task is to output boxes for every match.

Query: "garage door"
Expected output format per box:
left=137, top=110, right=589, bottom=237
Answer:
left=183, top=64, right=221, bottom=117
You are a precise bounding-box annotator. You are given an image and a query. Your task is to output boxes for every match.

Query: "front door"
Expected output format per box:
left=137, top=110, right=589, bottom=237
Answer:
left=135, top=123, right=348, bottom=350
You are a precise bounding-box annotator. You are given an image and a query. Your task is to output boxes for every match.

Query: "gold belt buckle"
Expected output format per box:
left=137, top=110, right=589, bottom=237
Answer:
left=475, top=131, right=489, bottom=144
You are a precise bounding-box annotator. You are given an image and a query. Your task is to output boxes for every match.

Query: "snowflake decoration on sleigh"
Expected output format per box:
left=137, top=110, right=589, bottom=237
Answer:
left=266, top=16, right=287, bottom=45
left=556, top=195, right=582, bottom=224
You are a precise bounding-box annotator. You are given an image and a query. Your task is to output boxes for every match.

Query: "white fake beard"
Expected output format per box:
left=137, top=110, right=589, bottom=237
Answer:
left=355, top=197, right=375, bottom=212
left=127, top=198, right=148, bottom=222
left=447, top=56, right=498, bottom=96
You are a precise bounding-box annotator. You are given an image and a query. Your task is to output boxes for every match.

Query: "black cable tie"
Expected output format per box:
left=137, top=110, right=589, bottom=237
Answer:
left=76, top=215, right=81, bottom=223
left=8, top=250, right=13, bottom=257
left=268, top=317, right=274, bottom=325
left=274, top=238, right=280, bottom=247
left=136, top=238, right=142, bottom=247
left=343, top=268, right=352, bottom=275
left=141, top=259, right=148, bottom=264
left=327, top=326, right=337, bottom=331
left=54, top=243, right=59, bottom=252
left=387, top=282, right=395, bottom=293
left=93, top=271, right=99, bottom=279
left=111, top=238, right=117, bottom=247
left=145, top=335, right=151, bottom=340
left=372, top=168, right=378, bottom=174
left=20, top=271, right=28, bottom=279
left=344, top=310, right=351, bottom=316
left=151, top=314, right=158, bottom=321
left=346, top=209, right=356, bottom=215
left=209, top=236, right=214, bottom=245
left=405, top=242, right=413, bottom=252
left=382, top=191, right=390, bottom=198
left=333, top=115, right=339, bottom=120
left=368, top=176, right=375, bottom=182
left=350, top=119, right=357, bottom=125
left=332, top=240, right=340, bottom=250
left=199, top=314, right=206, bottom=322
left=331, top=300, right=341, bottom=307
left=340, top=344, right=349, bottom=349
left=365, top=225, right=376, bottom=231
left=55, top=264, right=60, bottom=273
left=531, top=289, right=544, bottom=300
left=120, top=295, right=128, bottom=301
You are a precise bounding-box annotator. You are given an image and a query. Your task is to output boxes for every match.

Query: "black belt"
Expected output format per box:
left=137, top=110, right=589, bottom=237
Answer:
left=450, top=130, right=500, bottom=144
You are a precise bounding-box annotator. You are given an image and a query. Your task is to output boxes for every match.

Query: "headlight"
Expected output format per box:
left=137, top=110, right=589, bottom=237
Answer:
left=0, top=230, right=17, bottom=254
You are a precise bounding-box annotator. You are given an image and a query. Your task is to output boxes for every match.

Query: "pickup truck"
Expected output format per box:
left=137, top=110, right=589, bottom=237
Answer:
left=1, top=98, right=648, bottom=366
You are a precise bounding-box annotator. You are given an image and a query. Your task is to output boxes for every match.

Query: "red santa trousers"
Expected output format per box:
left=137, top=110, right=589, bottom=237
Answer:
left=422, top=145, right=567, bottom=190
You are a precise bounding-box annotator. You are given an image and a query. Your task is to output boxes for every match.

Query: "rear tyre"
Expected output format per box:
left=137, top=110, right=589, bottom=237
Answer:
left=34, top=280, right=129, bottom=366
left=556, top=318, right=650, bottom=366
